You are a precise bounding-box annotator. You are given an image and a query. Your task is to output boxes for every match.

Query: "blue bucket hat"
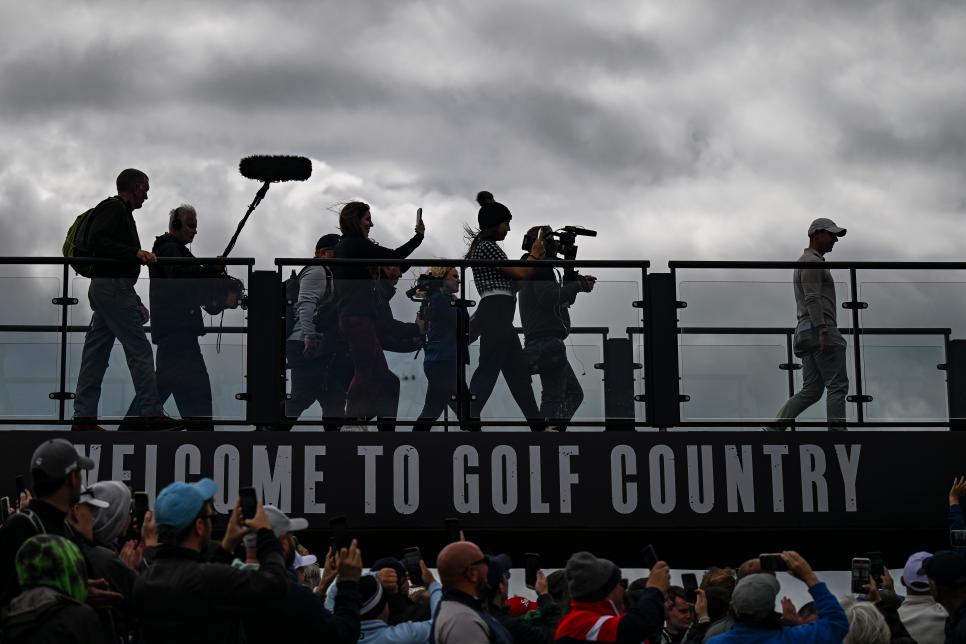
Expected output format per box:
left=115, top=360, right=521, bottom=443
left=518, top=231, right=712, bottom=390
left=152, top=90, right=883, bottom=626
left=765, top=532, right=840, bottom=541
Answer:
left=154, top=479, right=218, bottom=530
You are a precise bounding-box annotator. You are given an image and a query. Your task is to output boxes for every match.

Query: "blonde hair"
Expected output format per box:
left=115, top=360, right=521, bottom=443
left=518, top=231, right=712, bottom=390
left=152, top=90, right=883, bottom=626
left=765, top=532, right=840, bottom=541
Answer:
left=843, top=603, right=890, bottom=644
left=428, top=265, right=456, bottom=279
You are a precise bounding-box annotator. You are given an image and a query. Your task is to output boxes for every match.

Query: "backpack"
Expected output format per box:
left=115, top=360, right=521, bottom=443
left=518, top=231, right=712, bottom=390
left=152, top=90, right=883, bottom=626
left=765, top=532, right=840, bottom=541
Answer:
left=284, top=266, right=335, bottom=339
left=63, top=208, right=95, bottom=277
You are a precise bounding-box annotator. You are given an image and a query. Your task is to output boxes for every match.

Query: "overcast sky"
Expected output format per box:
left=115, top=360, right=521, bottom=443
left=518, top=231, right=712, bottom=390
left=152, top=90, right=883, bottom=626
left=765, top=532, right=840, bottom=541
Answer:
left=2, top=0, right=965, bottom=270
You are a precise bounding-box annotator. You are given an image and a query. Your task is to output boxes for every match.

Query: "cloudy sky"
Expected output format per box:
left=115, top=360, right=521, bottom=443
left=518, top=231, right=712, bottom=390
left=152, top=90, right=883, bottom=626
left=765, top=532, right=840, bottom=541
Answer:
left=2, top=0, right=965, bottom=268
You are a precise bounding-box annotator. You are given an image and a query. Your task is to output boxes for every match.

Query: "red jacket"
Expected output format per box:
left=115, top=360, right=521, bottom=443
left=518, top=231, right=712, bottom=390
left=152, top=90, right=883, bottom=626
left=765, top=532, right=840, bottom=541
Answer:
left=555, top=588, right=665, bottom=643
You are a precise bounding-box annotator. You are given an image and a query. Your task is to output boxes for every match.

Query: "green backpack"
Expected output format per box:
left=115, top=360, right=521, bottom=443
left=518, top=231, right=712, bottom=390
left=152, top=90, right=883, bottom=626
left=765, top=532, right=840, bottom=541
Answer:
left=63, top=208, right=95, bottom=277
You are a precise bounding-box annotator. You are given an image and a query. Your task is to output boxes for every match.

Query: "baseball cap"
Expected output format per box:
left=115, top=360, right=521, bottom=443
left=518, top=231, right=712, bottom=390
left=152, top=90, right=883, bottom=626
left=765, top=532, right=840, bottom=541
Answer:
left=505, top=595, right=538, bottom=617
left=154, top=479, right=218, bottom=530
left=30, top=439, right=94, bottom=481
left=807, top=218, right=847, bottom=237
left=263, top=505, right=309, bottom=538
left=316, top=233, right=341, bottom=250
left=293, top=552, right=317, bottom=569
left=902, top=551, right=933, bottom=591
left=731, top=573, right=780, bottom=619
left=78, top=486, right=109, bottom=509
left=919, top=550, right=966, bottom=587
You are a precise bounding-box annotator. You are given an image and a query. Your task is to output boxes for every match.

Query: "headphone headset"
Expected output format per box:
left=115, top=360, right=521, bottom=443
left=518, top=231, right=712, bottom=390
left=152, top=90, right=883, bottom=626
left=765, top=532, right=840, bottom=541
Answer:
left=170, top=207, right=182, bottom=230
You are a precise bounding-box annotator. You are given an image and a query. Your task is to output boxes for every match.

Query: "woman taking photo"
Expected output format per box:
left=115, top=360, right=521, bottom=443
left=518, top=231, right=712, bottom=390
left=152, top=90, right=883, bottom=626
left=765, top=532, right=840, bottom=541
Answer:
left=465, top=191, right=546, bottom=431
left=333, top=202, right=424, bottom=431
left=412, top=266, right=469, bottom=431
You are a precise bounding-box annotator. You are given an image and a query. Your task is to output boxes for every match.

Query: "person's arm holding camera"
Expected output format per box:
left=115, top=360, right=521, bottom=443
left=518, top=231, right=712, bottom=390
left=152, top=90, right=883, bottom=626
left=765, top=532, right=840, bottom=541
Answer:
left=781, top=551, right=849, bottom=641
left=949, top=475, right=966, bottom=530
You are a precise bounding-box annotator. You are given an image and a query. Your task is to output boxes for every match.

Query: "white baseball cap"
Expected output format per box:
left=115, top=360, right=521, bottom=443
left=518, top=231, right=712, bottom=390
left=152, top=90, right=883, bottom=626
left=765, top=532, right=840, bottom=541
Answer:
left=808, top=218, right=847, bottom=237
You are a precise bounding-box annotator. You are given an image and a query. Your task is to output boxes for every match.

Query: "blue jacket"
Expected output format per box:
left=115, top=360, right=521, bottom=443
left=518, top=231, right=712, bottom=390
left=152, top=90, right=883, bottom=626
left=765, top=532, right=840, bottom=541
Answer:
left=358, top=581, right=442, bottom=644
left=707, top=582, right=848, bottom=644
left=423, top=291, right=468, bottom=363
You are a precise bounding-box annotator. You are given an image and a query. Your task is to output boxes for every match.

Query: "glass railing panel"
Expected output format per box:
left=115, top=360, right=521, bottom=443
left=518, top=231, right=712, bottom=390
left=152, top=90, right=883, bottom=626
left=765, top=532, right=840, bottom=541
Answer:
left=861, top=342, right=946, bottom=422
left=858, top=281, right=963, bottom=423
left=0, top=342, right=60, bottom=418
left=679, top=339, right=790, bottom=422
left=66, top=272, right=248, bottom=422
left=678, top=279, right=849, bottom=328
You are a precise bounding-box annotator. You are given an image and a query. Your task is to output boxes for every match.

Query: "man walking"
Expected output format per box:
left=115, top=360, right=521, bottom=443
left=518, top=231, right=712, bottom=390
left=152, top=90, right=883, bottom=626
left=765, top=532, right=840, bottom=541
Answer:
left=148, top=204, right=230, bottom=430
left=71, top=169, right=179, bottom=431
left=772, top=218, right=849, bottom=431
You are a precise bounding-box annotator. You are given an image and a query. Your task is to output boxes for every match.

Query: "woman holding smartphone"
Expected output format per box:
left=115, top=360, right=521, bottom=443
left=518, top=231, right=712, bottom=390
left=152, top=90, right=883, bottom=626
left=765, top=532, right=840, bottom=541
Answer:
left=333, top=202, right=424, bottom=431
left=464, top=191, right=546, bottom=431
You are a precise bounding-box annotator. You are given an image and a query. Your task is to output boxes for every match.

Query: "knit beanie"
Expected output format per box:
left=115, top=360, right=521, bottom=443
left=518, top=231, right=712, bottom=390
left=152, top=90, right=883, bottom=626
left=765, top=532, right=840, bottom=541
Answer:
left=358, top=574, right=389, bottom=620
left=566, top=551, right=622, bottom=602
left=477, top=191, right=512, bottom=230
left=90, top=480, right=132, bottom=547
left=15, top=535, right=88, bottom=603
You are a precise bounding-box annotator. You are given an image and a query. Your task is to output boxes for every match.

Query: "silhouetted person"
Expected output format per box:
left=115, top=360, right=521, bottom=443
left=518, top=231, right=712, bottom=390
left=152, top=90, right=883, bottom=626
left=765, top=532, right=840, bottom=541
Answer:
left=772, top=218, right=849, bottom=432
left=72, top=169, right=179, bottom=431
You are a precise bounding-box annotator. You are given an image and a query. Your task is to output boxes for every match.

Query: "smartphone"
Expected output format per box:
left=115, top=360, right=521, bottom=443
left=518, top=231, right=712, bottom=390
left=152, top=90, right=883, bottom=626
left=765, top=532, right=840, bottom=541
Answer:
left=851, top=557, right=872, bottom=593
left=445, top=518, right=460, bottom=543
left=330, top=515, right=350, bottom=550
left=402, top=546, right=422, bottom=584
left=681, top=572, right=699, bottom=604
left=0, top=496, right=9, bottom=525
left=759, top=553, right=788, bottom=572
left=868, top=551, right=884, bottom=585
left=239, top=486, right=258, bottom=521
left=642, top=544, right=659, bottom=569
left=524, top=552, right=541, bottom=589
left=134, top=492, right=149, bottom=529
left=416, top=207, right=423, bottom=224
left=951, top=530, right=966, bottom=548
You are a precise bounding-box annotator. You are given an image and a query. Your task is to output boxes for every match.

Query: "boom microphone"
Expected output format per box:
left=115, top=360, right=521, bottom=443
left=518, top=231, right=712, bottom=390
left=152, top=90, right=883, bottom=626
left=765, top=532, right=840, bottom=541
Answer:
left=221, top=155, right=313, bottom=257
left=239, top=155, right=312, bottom=183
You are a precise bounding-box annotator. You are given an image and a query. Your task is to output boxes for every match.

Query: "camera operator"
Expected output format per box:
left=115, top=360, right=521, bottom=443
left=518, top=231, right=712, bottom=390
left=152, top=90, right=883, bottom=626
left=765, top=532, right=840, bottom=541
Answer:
left=519, top=225, right=595, bottom=432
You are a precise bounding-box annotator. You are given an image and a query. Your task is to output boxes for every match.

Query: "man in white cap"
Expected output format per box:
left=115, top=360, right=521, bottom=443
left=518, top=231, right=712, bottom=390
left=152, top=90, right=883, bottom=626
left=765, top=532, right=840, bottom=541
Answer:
left=898, top=551, right=947, bottom=644
left=772, top=218, right=849, bottom=431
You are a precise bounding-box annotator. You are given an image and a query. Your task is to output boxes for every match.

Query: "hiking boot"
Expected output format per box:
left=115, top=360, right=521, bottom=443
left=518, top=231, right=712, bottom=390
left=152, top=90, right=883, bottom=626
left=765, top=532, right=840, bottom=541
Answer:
left=119, top=415, right=186, bottom=431
left=70, top=419, right=106, bottom=432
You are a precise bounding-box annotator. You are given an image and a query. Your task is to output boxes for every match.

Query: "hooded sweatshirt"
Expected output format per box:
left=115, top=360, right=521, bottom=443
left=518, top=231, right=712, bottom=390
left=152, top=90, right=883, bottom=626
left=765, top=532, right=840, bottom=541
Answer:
left=1, top=586, right=108, bottom=644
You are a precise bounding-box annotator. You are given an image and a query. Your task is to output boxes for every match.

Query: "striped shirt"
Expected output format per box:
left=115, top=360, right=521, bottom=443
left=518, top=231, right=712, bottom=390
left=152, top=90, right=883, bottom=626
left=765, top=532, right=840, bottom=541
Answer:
left=468, top=240, right=515, bottom=297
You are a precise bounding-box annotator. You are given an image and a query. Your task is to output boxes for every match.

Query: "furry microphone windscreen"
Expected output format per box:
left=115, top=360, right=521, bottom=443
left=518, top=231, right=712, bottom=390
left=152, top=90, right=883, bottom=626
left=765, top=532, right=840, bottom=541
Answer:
left=239, top=155, right=313, bottom=182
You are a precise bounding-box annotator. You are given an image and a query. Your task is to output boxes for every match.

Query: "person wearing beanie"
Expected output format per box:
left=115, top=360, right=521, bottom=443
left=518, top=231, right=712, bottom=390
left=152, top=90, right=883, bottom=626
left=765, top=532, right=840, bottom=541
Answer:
left=283, top=232, right=354, bottom=431
left=354, top=558, right=442, bottom=643
left=333, top=201, right=425, bottom=431
left=555, top=552, right=669, bottom=642
left=132, top=480, right=290, bottom=644
left=464, top=190, right=546, bottom=431
left=707, top=551, right=847, bottom=644
left=1, top=535, right=108, bottom=644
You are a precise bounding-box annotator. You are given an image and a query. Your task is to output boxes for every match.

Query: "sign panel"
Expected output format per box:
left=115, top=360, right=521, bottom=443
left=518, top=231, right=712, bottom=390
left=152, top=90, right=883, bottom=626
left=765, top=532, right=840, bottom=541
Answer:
left=0, top=431, right=955, bottom=530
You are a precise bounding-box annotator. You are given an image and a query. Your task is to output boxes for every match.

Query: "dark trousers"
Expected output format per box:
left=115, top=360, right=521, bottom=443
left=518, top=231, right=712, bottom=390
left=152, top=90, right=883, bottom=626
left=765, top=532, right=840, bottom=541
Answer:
left=525, top=336, right=584, bottom=431
left=285, top=341, right=353, bottom=431
left=152, top=337, right=213, bottom=430
left=468, top=295, right=544, bottom=431
left=340, top=316, right=400, bottom=432
left=413, top=361, right=465, bottom=431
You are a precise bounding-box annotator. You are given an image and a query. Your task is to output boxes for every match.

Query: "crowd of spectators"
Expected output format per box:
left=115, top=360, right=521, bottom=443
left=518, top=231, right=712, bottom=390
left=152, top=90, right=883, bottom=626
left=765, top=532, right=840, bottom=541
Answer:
left=1, top=439, right=964, bottom=643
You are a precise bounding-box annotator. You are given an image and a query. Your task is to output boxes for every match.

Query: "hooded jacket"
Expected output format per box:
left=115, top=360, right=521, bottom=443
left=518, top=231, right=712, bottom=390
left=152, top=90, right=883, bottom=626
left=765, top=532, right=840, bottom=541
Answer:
left=1, top=586, right=108, bottom=644
left=555, top=588, right=665, bottom=643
